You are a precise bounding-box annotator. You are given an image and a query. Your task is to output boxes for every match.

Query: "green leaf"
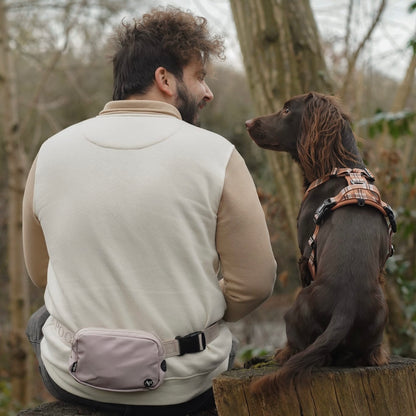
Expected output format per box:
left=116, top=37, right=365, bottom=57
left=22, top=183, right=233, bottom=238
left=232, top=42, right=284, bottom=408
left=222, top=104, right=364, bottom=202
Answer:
left=408, top=38, right=416, bottom=54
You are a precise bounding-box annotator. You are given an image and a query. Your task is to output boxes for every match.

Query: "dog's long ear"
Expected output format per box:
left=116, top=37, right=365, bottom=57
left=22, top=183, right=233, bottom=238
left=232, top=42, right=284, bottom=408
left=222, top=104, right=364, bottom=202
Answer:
left=297, top=93, right=360, bottom=182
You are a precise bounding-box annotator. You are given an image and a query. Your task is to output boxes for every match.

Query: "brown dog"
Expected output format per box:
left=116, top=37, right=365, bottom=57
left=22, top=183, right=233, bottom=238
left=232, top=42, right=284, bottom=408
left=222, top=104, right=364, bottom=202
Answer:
left=245, top=92, right=395, bottom=394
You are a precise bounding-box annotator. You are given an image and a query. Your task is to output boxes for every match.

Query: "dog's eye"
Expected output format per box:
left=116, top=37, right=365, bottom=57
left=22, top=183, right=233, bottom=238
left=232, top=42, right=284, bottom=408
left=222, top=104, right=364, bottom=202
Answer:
left=283, top=106, right=290, bottom=115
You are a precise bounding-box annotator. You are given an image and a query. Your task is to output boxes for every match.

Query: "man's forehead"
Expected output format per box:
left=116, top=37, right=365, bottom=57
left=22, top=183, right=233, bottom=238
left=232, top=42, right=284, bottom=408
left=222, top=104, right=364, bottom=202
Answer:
left=186, top=57, right=207, bottom=74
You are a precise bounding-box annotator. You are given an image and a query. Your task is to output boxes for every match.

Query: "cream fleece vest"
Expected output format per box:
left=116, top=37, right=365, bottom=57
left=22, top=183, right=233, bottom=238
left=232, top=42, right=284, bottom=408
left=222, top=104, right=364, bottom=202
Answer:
left=33, top=101, right=235, bottom=405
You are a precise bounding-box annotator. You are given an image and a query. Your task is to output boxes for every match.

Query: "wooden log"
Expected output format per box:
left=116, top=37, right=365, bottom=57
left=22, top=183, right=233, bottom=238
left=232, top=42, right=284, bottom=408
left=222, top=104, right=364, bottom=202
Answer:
left=17, top=401, right=118, bottom=416
left=212, top=356, right=416, bottom=416
left=17, top=400, right=216, bottom=415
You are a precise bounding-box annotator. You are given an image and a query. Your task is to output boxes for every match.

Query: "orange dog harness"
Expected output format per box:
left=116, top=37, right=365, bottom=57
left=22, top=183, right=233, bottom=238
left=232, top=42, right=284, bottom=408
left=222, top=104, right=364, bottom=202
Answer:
left=304, top=168, right=396, bottom=280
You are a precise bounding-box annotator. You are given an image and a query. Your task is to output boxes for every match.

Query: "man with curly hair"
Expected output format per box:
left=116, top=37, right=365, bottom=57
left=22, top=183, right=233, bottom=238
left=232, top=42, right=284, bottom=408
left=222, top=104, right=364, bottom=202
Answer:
left=23, top=7, right=276, bottom=415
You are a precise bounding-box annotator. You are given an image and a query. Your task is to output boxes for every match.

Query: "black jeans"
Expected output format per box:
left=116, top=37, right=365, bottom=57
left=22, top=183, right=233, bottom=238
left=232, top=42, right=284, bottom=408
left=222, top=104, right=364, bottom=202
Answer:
left=26, top=306, right=221, bottom=416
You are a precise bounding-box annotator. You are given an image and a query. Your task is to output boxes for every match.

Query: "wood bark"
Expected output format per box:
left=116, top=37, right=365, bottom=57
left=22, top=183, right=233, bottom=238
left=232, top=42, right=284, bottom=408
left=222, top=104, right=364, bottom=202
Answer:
left=213, top=356, right=416, bottom=416
left=391, top=52, right=416, bottom=113
left=0, top=0, right=32, bottom=405
left=17, top=402, right=119, bottom=416
left=230, top=0, right=332, bottom=251
left=17, top=401, right=215, bottom=415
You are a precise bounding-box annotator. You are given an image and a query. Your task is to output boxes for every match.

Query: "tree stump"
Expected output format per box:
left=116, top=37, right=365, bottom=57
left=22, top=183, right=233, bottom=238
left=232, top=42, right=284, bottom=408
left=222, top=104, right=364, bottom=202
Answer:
left=212, top=356, right=416, bottom=416
left=17, top=401, right=118, bottom=416
left=17, top=400, right=216, bottom=415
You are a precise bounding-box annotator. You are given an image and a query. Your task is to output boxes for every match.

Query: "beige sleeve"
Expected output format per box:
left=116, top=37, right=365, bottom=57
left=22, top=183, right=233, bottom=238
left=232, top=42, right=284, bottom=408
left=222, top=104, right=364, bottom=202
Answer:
left=22, top=157, right=49, bottom=288
left=217, top=149, right=276, bottom=322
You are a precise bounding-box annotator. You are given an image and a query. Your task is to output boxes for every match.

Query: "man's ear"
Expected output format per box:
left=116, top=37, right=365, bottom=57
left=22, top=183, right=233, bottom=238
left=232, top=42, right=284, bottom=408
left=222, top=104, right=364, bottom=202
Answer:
left=154, top=67, right=176, bottom=97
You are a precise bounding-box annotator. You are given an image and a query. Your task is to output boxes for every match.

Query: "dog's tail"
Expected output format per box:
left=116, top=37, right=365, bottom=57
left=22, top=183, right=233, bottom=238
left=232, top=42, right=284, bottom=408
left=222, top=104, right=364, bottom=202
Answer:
left=250, top=306, right=354, bottom=395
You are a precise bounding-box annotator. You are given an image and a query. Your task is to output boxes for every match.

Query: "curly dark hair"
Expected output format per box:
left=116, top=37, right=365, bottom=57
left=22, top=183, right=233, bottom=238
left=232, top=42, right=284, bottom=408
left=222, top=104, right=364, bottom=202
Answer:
left=111, top=6, right=225, bottom=100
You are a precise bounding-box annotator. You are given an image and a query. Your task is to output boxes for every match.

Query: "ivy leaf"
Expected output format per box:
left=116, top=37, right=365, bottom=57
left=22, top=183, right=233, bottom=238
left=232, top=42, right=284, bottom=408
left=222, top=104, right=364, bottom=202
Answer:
left=356, top=110, right=416, bottom=139
left=408, top=38, right=416, bottom=55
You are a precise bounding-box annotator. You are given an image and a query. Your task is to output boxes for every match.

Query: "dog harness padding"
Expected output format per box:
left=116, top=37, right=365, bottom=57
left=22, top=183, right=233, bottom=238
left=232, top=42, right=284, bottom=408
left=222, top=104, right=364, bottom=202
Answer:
left=304, top=168, right=396, bottom=280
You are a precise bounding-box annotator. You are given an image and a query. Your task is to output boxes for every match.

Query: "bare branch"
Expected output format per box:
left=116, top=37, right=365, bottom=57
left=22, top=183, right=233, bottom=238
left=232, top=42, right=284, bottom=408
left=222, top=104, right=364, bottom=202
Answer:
left=344, top=0, right=354, bottom=54
left=19, top=0, right=85, bottom=139
left=63, top=65, right=93, bottom=104
left=338, top=0, right=387, bottom=98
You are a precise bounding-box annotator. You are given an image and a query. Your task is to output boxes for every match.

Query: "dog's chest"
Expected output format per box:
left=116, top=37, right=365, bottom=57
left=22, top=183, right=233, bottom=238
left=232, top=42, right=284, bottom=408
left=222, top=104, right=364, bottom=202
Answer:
left=297, top=178, right=347, bottom=253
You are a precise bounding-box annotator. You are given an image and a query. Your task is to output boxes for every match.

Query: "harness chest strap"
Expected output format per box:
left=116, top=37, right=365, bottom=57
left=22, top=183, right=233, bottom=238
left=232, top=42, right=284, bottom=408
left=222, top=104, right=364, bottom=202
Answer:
left=50, top=316, right=220, bottom=358
left=304, top=168, right=396, bottom=281
left=303, top=167, right=375, bottom=201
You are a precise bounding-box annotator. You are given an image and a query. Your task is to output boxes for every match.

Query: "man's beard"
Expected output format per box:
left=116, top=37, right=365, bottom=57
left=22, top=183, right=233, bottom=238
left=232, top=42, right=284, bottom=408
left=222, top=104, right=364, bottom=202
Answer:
left=175, top=81, right=203, bottom=126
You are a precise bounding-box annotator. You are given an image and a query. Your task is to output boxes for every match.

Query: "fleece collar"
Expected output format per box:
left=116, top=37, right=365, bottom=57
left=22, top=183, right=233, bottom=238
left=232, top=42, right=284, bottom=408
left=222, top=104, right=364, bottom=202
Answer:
left=99, top=100, right=182, bottom=120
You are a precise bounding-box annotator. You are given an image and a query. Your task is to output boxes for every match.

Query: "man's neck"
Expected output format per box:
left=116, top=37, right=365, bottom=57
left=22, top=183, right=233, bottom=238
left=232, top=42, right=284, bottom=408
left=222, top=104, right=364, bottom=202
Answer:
left=127, top=88, right=174, bottom=106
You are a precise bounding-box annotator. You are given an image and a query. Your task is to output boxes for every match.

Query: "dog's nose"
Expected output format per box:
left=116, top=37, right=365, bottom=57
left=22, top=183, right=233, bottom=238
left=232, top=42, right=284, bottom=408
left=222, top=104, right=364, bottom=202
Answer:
left=245, top=119, right=254, bottom=129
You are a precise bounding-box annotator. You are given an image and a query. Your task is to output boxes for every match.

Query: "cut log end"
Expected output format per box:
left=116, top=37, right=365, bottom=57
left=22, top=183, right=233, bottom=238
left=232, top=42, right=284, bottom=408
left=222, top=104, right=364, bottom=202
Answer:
left=17, top=398, right=216, bottom=415
left=17, top=401, right=118, bottom=416
left=213, top=356, right=416, bottom=416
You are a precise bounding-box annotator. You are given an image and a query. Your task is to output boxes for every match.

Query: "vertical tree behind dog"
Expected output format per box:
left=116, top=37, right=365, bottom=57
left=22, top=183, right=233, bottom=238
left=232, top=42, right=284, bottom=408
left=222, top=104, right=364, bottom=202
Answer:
left=229, top=0, right=333, bottom=252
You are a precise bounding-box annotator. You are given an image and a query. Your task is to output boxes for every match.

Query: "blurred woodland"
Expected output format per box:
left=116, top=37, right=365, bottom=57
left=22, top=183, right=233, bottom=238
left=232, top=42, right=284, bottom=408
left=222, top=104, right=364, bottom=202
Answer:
left=0, top=0, right=416, bottom=413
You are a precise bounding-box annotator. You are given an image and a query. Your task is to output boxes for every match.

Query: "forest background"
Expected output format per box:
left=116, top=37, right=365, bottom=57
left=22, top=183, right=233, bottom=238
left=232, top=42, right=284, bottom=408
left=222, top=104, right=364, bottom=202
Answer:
left=0, top=0, right=415, bottom=413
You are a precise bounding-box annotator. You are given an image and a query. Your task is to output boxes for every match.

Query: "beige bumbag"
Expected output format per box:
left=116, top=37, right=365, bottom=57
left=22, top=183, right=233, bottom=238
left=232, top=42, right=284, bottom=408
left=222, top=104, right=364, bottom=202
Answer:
left=65, top=322, right=220, bottom=392
left=69, top=328, right=167, bottom=392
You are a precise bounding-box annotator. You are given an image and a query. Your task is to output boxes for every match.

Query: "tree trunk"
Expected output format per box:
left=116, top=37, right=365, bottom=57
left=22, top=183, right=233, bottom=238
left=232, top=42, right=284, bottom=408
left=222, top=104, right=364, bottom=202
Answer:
left=391, top=52, right=416, bottom=113
left=392, top=51, right=416, bottom=208
left=0, top=0, right=32, bottom=405
left=213, top=356, right=416, bottom=415
left=377, top=50, right=416, bottom=357
left=230, top=0, right=332, bottom=253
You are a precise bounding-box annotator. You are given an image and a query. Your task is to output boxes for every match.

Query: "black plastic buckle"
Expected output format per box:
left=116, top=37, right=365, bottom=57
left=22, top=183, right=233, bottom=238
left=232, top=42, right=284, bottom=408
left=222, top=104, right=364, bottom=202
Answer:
left=384, top=205, right=397, bottom=233
left=357, top=198, right=365, bottom=207
left=314, top=199, right=336, bottom=225
left=176, top=331, right=206, bottom=356
left=363, top=168, right=375, bottom=182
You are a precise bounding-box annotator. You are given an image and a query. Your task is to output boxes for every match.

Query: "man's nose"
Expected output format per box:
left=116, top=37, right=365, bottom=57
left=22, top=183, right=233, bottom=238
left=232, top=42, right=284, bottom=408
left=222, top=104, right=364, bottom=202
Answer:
left=204, top=82, right=214, bottom=102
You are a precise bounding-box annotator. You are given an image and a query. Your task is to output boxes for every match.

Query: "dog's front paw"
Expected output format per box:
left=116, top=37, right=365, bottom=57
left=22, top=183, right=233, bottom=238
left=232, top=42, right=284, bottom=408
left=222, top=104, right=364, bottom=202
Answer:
left=368, top=345, right=389, bottom=366
left=273, top=345, right=297, bottom=364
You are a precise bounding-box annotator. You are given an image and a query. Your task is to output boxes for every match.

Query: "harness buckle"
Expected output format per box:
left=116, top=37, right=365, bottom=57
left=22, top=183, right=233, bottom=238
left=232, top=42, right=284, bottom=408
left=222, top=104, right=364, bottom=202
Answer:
left=308, top=236, right=315, bottom=248
left=176, top=331, right=206, bottom=356
left=384, top=205, right=397, bottom=233
left=357, top=198, right=365, bottom=207
left=363, top=168, right=375, bottom=182
left=314, top=199, right=336, bottom=225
